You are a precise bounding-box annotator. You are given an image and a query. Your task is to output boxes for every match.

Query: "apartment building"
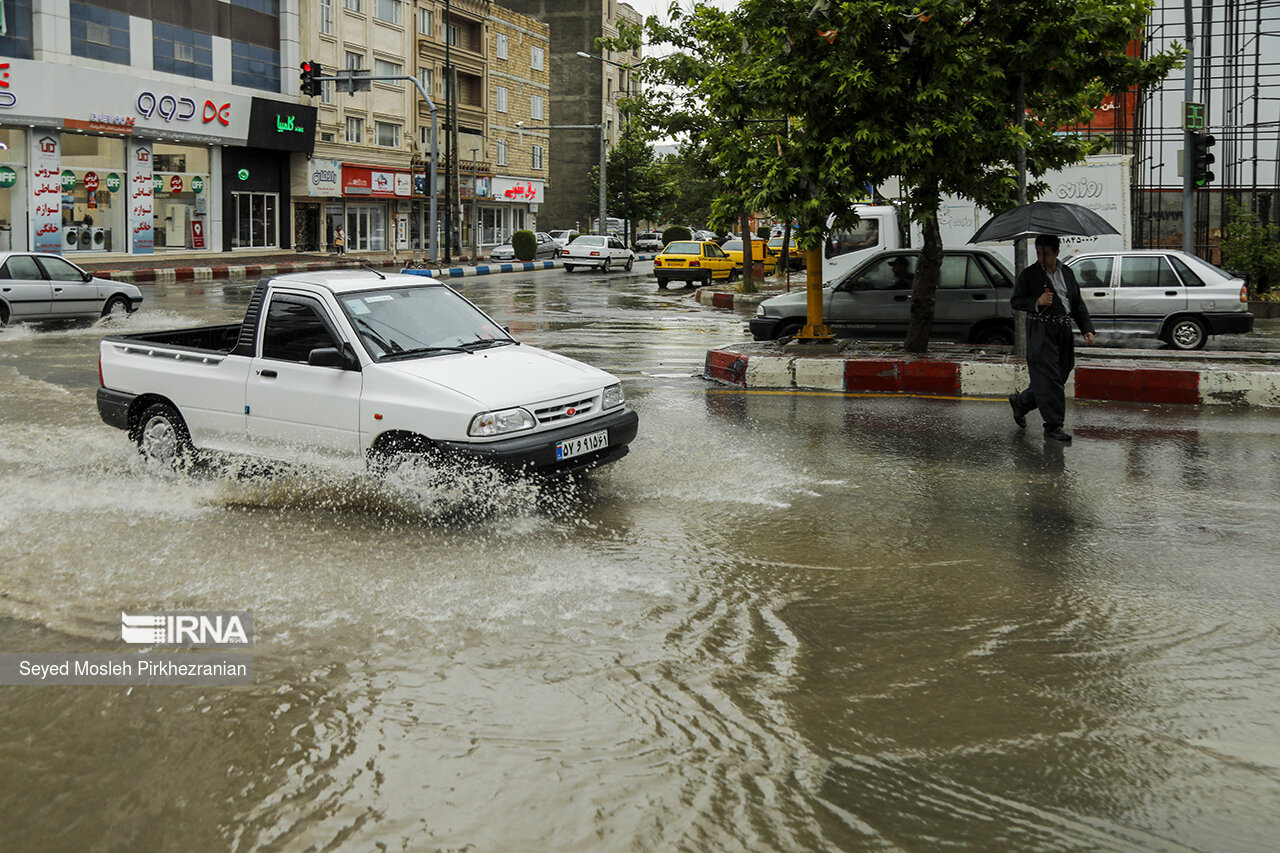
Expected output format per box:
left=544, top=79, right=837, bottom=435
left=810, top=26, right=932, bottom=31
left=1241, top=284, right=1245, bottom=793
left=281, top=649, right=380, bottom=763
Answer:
left=496, top=0, right=642, bottom=232
left=297, top=0, right=549, bottom=256
left=0, top=0, right=309, bottom=256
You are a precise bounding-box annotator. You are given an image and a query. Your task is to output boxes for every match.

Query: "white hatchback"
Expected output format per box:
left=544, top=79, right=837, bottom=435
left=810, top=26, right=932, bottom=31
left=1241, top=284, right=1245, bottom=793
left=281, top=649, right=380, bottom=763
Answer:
left=562, top=235, right=635, bottom=273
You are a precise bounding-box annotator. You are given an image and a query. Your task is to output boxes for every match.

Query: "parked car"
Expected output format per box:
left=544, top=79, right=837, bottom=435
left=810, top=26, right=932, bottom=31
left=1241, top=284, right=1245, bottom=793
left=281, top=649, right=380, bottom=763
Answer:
left=0, top=251, right=143, bottom=325
left=547, top=230, right=576, bottom=248
left=562, top=235, right=635, bottom=273
left=634, top=231, right=664, bottom=252
left=767, top=236, right=805, bottom=270
left=1063, top=250, right=1252, bottom=350
left=653, top=241, right=737, bottom=289
left=721, top=238, right=776, bottom=272
left=489, top=232, right=560, bottom=262
left=97, top=271, right=638, bottom=477
left=693, top=230, right=718, bottom=242
left=750, top=249, right=1017, bottom=344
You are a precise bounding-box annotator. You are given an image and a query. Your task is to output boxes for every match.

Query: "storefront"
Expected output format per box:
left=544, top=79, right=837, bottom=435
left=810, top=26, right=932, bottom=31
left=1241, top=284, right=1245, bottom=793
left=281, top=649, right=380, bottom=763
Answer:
left=485, top=177, right=544, bottom=245
left=335, top=165, right=413, bottom=253
left=0, top=58, right=254, bottom=255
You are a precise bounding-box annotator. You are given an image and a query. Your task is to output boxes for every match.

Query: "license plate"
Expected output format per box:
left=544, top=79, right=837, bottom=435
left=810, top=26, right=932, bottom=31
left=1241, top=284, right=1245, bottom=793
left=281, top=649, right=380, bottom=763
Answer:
left=556, top=429, right=608, bottom=461
left=669, top=259, right=686, bottom=267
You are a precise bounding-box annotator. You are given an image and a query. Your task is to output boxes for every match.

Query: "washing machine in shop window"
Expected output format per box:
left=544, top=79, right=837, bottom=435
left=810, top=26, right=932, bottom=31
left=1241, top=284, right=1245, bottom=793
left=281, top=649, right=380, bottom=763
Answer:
left=63, top=226, right=82, bottom=252
left=92, top=227, right=109, bottom=251
left=78, top=228, right=93, bottom=250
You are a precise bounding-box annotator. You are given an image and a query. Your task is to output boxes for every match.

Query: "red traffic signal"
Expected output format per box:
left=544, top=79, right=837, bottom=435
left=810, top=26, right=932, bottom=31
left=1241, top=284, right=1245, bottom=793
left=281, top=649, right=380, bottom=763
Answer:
left=299, top=61, right=322, bottom=97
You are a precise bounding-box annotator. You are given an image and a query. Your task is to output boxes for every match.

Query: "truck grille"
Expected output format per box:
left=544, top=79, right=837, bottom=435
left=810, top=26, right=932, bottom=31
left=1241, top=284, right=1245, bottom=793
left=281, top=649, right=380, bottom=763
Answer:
left=534, top=395, right=596, bottom=424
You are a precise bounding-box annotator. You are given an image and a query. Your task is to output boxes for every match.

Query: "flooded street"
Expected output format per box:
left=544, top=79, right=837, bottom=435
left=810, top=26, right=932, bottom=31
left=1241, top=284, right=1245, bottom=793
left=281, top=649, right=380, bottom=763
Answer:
left=2, top=266, right=1279, bottom=851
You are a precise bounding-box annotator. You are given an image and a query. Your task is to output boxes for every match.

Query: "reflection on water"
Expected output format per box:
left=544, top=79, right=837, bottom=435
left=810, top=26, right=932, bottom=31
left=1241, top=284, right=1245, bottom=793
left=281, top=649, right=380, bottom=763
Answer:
left=2, top=275, right=1280, bottom=851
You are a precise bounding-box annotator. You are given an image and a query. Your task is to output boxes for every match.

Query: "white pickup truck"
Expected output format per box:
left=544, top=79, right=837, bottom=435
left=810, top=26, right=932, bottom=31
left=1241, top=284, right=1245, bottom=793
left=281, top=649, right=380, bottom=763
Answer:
left=97, top=270, right=639, bottom=475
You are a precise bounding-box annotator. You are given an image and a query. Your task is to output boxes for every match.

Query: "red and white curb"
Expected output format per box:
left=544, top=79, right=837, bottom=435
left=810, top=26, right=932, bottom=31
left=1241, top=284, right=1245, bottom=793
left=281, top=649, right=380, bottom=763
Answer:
left=693, top=288, right=776, bottom=310
left=704, top=348, right=1280, bottom=408
left=95, top=259, right=399, bottom=284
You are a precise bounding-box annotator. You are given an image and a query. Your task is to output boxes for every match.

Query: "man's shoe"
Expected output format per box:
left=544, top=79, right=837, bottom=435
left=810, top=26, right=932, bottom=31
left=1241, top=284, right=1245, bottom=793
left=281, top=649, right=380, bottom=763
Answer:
left=1008, top=394, right=1026, bottom=429
left=1044, top=427, right=1072, bottom=442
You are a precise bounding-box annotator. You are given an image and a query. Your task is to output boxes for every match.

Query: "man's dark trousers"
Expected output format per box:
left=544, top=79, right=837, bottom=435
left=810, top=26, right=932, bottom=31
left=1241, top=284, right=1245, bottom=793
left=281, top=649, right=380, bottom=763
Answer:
left=1013, top=319, right=1075, bottom=431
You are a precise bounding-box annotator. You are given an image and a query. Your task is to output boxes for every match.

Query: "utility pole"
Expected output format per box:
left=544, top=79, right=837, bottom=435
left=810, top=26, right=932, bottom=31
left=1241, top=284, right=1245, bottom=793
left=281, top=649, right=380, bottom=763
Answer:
left=444, top=0, right=453, bottom=263
left=1182, top=0, right=1196, bottom=255
left=470, top=146, right=480, bottom=262
left=1014, top=73, right=1028, bottom=357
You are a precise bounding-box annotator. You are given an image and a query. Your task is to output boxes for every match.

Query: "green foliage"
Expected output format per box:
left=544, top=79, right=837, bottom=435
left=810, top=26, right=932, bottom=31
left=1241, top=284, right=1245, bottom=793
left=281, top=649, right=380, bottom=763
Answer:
left=1220, top=199, right=1280, bottom=294
left=661, top=225, right=693, bottom=244
left=511, top=230, right=537, bottom=262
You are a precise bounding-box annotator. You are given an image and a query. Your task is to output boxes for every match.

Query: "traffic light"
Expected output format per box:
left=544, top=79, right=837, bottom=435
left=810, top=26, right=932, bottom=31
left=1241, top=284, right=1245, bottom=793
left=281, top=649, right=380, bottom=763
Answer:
left=299, top=61, right=321, bottom=97
left=1191, top=131, right=1216, bottom=187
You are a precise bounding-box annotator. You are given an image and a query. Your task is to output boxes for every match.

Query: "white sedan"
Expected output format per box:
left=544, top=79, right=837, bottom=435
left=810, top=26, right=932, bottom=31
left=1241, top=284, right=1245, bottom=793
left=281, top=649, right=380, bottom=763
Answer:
left=562, top=235, right=635, bottom=273
left=0, top=251, right=143, bottom=325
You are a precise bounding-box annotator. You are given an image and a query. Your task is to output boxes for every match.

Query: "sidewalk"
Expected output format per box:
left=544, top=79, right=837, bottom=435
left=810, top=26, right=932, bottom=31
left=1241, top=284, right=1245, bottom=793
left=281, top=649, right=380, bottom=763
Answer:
left=704, top=340, right=1280, bottom=408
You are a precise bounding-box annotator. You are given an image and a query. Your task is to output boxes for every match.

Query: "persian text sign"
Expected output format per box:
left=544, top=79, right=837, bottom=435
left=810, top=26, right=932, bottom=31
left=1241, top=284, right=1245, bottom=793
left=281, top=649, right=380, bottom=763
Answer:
left=30, top=133, right=62, bottom=253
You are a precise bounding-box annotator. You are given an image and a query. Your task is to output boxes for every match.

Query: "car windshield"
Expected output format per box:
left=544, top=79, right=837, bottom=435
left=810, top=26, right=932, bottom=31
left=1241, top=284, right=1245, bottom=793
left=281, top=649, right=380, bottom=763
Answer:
left=665, top=242, right=701, bottom=254
left=572, top=236, right=605, bottom=247
left=337, top=285, right=512, bottom=361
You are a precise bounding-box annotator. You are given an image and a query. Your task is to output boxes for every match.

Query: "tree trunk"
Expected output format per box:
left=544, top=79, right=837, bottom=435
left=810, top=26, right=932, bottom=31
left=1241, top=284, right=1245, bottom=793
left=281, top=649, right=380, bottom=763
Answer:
left=904, top=198, right=943, bottom=354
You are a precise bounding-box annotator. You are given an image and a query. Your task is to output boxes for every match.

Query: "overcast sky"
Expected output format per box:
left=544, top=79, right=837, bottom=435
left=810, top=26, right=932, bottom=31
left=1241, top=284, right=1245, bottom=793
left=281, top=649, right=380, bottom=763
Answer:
left=625, top=0, right=738, bottom=27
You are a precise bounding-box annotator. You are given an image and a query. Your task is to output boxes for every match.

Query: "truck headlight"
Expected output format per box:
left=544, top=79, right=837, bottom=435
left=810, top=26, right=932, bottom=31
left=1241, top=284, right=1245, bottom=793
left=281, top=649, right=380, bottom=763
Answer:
left=468, top=407, right=536, bottom=437
left=602, top=383, right=625, bottom=409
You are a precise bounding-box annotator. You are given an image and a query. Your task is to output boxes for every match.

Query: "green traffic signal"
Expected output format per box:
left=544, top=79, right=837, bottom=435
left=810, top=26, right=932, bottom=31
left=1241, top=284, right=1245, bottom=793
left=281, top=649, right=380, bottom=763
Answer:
left=1191, top=131, right=1216, bottom=187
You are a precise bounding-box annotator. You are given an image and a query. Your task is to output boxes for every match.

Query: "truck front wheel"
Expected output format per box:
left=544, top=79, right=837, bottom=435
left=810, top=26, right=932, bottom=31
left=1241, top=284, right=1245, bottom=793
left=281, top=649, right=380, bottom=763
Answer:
left=133, top=402, right=195, bottom=471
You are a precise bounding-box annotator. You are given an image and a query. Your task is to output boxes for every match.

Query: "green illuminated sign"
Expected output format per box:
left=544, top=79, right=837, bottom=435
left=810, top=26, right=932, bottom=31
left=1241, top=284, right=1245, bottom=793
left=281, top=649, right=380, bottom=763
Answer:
left=61, top=170, right=76, bottom=190
left=0, top=167, right=16, bottom=189
left=1183, top=101, right=1206, bottom=132
left=105, top=173, right=121, bottom=192
left=191, top=175, right=204, bottom=193
left=238, top=169, right=250, bottom=181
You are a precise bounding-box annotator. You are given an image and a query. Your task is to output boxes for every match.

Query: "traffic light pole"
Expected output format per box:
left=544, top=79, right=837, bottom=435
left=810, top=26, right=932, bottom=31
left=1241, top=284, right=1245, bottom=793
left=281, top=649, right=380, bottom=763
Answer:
left=1182, top=2, right=1195, bottom=255
left=309, top=71, right=441, bottom=262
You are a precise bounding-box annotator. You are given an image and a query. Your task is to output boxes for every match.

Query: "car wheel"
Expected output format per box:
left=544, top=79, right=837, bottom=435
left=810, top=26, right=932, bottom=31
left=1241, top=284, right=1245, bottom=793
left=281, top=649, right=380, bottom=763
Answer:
left=602, top=258, right=611, bottom=273
left=728, top=268, right=739, bottom=282
left=657, top=278, right=669, bottom=290
left=564, top=264, right=575, bottom=272
left=625, top=256, right=634, bottom=272
left=973, top=324, right=1014, bottom=346
left=774, top=320, right=804, bottom=341
left=132, top=402, right=195, bottom=471
left=0, top=302, right=9, bottom=326
left=101, top=295, right=132, bottom=319
left=1166, top=316, right=1207, bottom=350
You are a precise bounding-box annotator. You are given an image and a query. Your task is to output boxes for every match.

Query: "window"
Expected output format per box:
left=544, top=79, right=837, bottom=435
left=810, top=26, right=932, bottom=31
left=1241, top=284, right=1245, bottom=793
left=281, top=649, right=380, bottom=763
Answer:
left=2, top=255, right=43, bottom=280
left=37, top=256, right=91, bottom=282
left=346, top=50, right=364, bottom=70
left=417, top=68, right=433, bottom=97
left=1168, top=254, right=1206, bottom=287
left=530, top=95, right=544, bottom=121
left=446, top=24, right=460, bottom=47
left=418, top=8, right=434, bottom=37
left=1072, top=257, right=1113, bottom=289
left=1120, top=256, right=1178, bottom=289
left=346, top=116, right=364, bottom=143
left=376, top=121, right=400, bottom=147
left=532, top=145, right=543, bottom=170
left=321, top=80, right=334, bottom=104
left=231, top=0, right=279, bottom=13
left=70, top=2, right=130, bottom=65
left=262, top=297, right=339, bottom=363
left=531, top=46, right=544, bottom=71
left=232, top=41, right=281, bottom=91
left=0, top=0, right=35, bottom=60
left=320, top=0, right=334, bottom=35
left=374, top=58, right=402, bottom=78
left=344, top=0, right=361, bottom=12
left=232, top=192, right=278, bottom=249
left=496, top=33, right=508, bottom=60
left=496, top=140, right=507, bottom=167
left=153, top=23, right=213, bottom=80
left=374, top=0, right=399, bottom=24
left=495, top=86, right=508, bottom=113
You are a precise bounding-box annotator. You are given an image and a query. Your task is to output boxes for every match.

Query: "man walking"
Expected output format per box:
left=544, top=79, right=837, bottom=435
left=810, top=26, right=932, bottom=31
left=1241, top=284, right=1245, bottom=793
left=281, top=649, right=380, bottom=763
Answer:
left=1008, top=234, right=1095, bottom=442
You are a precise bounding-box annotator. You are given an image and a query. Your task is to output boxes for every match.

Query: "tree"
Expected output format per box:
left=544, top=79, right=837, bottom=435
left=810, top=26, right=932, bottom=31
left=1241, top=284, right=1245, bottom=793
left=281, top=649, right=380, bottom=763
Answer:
left=1220, top=198, right=1280, bottom=295
left=637, top=1, right=1181, bottom=350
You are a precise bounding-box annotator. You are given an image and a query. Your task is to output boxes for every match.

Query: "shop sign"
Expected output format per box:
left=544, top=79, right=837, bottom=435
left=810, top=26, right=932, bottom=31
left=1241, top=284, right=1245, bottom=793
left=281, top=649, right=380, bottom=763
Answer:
left=372, top=171, right=395, bottom=195
left=246, top=98, right=317, bottom=154
left=307, top=159, right=341, bottom=197
left=491, top=177, right=544, bottom=204
left=170, top=175, right=184, bottom=193
left=64, top=114, right=137, bottom=134
left=84, top=172, right=100, bottom=193
left=153, top=175, right=164, bottom=193
left=191, top=176, right=204, bottom=194
left=106, top=173, right=121, bottom=192
left=136, top=91, right=230, bottom=127
left=342, top=166, right=409, bottom=198
left=0, top=62, right=14, bottom=109
left=61, top=170, right=76, bottom=191
left=129, top=140, right=154, bottom=255
left=31, top=133, right=62, bottom=254
left=191, top=220, right=206, bottom=250
left=394, top=173, right=412, bottom=197
left=0, top=167, right=16, bottom=189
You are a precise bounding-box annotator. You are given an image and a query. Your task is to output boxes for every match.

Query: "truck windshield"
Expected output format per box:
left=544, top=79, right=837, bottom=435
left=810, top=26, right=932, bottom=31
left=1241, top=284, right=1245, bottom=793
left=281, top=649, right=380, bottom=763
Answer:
left=337, top=286, right=513, bottom=361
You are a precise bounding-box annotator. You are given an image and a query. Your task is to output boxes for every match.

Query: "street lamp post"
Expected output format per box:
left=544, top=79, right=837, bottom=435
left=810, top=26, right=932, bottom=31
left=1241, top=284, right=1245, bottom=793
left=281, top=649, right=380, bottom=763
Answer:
left=577, top=50, right=633, bottom=245
left=518, top=121, right=605, bottom=238
left=470, top=146, right=480, bottom=262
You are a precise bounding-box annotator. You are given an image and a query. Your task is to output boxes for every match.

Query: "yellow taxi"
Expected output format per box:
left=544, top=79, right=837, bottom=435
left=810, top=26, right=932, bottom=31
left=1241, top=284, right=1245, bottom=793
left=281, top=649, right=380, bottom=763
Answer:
left=653, top=240, right=738, bottom=289
left=767, top=236, right=804, bottom=270
left=720, top=237, right=775, bottom=272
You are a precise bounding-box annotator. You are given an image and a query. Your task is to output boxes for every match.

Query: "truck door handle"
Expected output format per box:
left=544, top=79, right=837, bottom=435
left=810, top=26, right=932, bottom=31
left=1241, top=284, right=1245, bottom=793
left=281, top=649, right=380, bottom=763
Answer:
left=258, top=369, right=278, bottom=378
left=893, top=295, right=909, bottom=302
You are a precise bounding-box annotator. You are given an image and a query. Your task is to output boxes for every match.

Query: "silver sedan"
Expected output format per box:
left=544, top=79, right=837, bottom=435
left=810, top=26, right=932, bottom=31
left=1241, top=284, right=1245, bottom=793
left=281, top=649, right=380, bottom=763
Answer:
left=0, top=251, right=143, bottom=324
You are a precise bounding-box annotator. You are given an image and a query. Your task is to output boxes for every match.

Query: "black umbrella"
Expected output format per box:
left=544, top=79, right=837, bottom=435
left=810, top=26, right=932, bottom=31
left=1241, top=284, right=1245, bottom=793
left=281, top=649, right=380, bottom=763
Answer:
left=968, top=201, right=1120, bottom=243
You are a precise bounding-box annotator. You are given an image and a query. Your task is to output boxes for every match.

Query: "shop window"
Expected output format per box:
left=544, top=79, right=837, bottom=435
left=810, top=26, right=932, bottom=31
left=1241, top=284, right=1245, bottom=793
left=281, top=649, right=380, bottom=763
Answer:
left=232, top=41, right=281, bottom=92
left=232, top=192, right=278, bottom=249
left=376, top=122, right=400, bottom=148
left=374, top=0, right=399, bottom=25
left=0, top=129, right=26, bottom=252
left=0, top=0, right=34, bottom=60
left=153, top=144, right=211, bottom=251
left=153, top=22, right=213, bottom=80
left=345, top=205, right=387, bottom=252
left=70, top=2, right=130, bottom=66
left=59, top=135, right=127, bottom=254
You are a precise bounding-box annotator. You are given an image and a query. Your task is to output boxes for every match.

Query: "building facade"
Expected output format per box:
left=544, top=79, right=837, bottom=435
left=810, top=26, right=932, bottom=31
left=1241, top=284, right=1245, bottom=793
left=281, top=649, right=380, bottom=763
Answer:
left=0, top=0, right=308, bottom=256
left=298, top=0, right=549, bottom=258
left=496, top=0, right=640, bottom=232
